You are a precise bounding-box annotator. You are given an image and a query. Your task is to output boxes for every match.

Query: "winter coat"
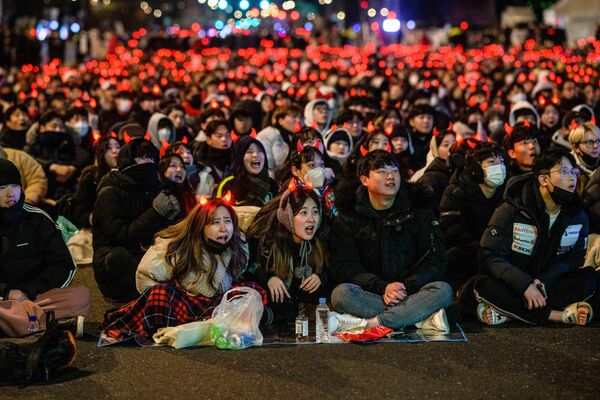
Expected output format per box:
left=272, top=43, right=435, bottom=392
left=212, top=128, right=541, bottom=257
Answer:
left=439, top=168, right=505, bottom=249
left=303, top=99, right=332, bottom=136
left=0, top=204, right=76, bottom=300
left=136, top=237, right=249, bottom=297
left=92, top=170, right=167, bottom=269
left=328, top=182, right=447, bottom=295
left=570, top=150, right=594, bottom=197
left=71, top=166, right=98, bottom=229
left=147, top=112, right=176, bottom=150
left=0, top=146, right=47, bottom=204
left=256, top=125, right=292, bottom=178
left=418, top=157, right=452, bottom=214
left=583, top=168, right=600, bottom=233
left=215, top=174, right=278, bottom=207
left=478, top=174, right=589, bottom=294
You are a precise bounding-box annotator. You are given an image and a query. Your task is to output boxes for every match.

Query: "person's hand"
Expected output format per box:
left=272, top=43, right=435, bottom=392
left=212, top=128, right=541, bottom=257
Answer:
left=152, top=191, right=181, bottom=220
left=524, top=282, right=547, bottom=310
left=383, top=282, right=406, bottom=306
left=267, top=276, right=290, bottom=303
left=8, top=289, right=28, bottom=301
left=300, top=273, right=321, bottom=293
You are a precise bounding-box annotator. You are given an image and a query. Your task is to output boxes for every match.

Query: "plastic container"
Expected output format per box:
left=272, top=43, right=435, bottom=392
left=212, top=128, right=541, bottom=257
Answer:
left=315, top=298, right=330, bottom=343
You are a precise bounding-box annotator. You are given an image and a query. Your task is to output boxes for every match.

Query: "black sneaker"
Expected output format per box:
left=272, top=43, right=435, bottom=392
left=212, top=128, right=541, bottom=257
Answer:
left=56, top=316, right=85, bottom=338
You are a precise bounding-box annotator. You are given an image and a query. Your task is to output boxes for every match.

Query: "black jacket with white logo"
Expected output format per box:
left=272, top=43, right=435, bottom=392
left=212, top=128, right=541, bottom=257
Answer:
left=478, top=173, right=589, bottom=295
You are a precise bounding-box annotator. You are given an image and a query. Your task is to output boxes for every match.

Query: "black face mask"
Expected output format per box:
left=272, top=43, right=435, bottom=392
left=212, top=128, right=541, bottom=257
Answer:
left=39, top=131, right=67, bottom=148
left=122, top=162, right=159, bottom=188
left=0, top=192, right=24, bottom=231
left=548, top=180, right=575, bottom=206
left=205, top=238, right=231, bottom=254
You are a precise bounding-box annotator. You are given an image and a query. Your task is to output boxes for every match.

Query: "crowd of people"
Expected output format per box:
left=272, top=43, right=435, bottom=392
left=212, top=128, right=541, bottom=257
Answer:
left=1, top=37, right=599, bottom=342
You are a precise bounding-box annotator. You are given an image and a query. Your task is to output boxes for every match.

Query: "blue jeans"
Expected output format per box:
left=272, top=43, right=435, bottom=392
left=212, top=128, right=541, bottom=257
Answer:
left=331, top=282, right=453, bottom=329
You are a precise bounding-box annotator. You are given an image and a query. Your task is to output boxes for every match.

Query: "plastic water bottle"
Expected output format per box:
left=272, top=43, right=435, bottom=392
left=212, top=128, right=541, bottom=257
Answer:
left=28, top=315, right=40, bottom=333
left=295, top=303, right=309, bottom=341
left=315, top=298, right=330, bottom=343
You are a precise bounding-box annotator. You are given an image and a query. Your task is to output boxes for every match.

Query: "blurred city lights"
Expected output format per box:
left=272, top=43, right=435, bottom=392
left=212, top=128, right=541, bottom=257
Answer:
left=382, top=18, right=400, bottom=33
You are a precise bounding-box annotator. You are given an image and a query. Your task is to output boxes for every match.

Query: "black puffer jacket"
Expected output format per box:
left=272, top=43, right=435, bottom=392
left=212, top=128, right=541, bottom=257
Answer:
left=583, top=168, right=600, bottom=233
left=329, top=182, right=447, bottom=295
left=92, top=141, right=167, bottom=273
left=478, top=174, right=589, bottom=294
left=0, top=203, right=76, bottom=300
left=439, top=167, right=505, bottom=249
left=418, top=157, right=452, bottom=214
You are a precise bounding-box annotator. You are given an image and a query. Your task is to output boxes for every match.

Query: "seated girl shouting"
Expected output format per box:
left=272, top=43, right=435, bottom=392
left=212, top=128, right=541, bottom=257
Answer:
left=246, top=181, right=327, bottom=324
left=100, top=195, right=266, bottom=345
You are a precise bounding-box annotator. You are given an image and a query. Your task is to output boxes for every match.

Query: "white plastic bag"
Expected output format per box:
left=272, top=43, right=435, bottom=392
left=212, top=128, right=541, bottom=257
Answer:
left=210, top=287, right=264, bottom=350
left=152, top=319, right=213, bottom=349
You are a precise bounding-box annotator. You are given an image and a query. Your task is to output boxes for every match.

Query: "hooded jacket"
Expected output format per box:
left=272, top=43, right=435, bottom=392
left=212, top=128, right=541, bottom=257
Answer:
left=304, top=99, right=332, bottom=136
left=478, top=173, right=589, bottom=294
left=439, top=167, right=505, bottom=249
left=323, top=127, right=353, bottom=175
left=329, top=182, right=447, bottom=295
left=147, top=112, right=176, bottom=151
left=92, top=140, right=167, bottom=276
left=583, top=168, right=600, bottom=234
left=509, top=101, right=541, bottom=128
left=256, top=124, right=293, bottom=178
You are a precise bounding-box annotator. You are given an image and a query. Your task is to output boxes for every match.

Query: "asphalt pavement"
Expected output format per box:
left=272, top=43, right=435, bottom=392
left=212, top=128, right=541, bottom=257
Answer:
left=2, top=266, right=599, bottom=400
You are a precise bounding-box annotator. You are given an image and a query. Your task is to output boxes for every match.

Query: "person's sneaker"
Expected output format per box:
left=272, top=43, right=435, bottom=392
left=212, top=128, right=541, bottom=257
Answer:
left=415, top=309, right=450, bottom=333
left=329, top=312, right=368, bottom=333
left=56, top=316, right=85, bottom=338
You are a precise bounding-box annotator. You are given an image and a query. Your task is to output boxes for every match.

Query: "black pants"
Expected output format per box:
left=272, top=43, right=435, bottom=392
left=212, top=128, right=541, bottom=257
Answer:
left=444, top=243, right=479, bottom=290
left=473, top=267, right=597, bottom=325
left=267, top=276, right=327, bottom=324
left=94, top=247, right=141, bottom=303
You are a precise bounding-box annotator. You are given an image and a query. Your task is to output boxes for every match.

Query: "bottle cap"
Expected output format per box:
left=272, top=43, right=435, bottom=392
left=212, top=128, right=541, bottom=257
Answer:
left=29, top=315, right=37, bottom=322
left=319, top=298, right=326, bottom=304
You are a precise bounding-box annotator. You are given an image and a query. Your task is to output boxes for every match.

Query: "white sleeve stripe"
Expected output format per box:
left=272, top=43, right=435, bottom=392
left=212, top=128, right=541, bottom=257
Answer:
left=22, top=204, right=78, bottom=286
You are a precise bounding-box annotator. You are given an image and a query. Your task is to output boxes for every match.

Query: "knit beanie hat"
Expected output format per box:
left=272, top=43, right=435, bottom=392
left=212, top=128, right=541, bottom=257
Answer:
left=0, top=158, right=21, bottom=187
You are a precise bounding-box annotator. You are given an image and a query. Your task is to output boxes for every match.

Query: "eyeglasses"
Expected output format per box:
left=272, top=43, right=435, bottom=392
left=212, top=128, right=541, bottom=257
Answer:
left=549, top=167, right=580, bottom=178
left=579, top=139, right=600, bottom=147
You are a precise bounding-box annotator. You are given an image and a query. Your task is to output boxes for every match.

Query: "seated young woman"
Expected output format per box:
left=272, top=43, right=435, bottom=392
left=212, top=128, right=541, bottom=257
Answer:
left=214, top=135, right=279, bottom=207
left=100, top=196, right=266, bottom=345
left=158, top=152, right=198, bottom=220
left=245, top=182, right=328, bottom=324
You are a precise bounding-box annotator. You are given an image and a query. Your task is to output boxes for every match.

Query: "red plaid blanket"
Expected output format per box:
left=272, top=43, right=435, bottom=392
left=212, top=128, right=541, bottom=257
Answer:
left=100, top=281, right=266, bottom=345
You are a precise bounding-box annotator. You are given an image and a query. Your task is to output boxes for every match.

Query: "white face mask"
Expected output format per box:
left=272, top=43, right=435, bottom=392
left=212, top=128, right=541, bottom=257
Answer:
left=304, top=167, right=327, bottom=189
left=484, top=164, right=506, bottom=188
left=158, top=128, right=171, bottom=142
left=68, top=121, right=89, bottom=137
left=116, top=99, right=132, bottom=114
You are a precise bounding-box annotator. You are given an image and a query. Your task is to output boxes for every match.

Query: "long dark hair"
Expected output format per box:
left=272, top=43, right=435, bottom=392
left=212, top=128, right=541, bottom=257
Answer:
left=246, top=189, right=325, bottom=280
left=156, top=200, right=247, bottom=291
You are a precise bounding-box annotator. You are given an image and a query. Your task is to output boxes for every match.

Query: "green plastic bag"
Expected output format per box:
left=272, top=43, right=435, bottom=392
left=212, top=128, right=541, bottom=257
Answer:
left=56, top=216, right=79, bottom=243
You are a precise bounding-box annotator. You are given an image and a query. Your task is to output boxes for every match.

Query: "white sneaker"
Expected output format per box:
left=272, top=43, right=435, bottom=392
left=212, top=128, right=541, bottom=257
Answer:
left=329, top=312, right=368, bottom=333
left=415, top=309, right=450, bottom=333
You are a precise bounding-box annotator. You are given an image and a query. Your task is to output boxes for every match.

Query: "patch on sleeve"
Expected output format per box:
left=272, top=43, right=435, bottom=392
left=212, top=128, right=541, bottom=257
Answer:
left=511, top=223, right=537, bottom=256
left=557, top=224, right=583, bottom=254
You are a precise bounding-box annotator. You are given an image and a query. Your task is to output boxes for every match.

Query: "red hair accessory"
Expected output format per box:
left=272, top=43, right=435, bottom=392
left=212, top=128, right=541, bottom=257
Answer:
left=360, top=145, right=369, bottom=157
left=367, top=121, right=376, bottom=134
left=591, top=116, right=596, bottom=126
left=250, top=128, right=257, bottom=139
left=144, top=132, right=151, bottom=141
left=432, top=127, right=440, bottom=137
left=124, top=132, right=132, bottom=144
left=110, top=131, right=118, bottom=139
left=523, top=120, right=531, bottom=128
left=92, top=131, right=102, bottom=144
left=231, top=130, right=240, bottom=142
left=384, top=125, right=394, bottom=137
left=182, top=136, right=188, bottom=144
left=385, top=141, right=392, bottom=153
left=448, top=121, right=454, bottom=131
left=570, top=119, right=579, bottom=130
left=504, top=123, right=513, bottom=135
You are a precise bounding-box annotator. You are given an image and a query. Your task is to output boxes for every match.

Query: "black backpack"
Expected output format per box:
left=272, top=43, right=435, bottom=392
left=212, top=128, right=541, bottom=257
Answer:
left=0, top=311, right=77, bottom=386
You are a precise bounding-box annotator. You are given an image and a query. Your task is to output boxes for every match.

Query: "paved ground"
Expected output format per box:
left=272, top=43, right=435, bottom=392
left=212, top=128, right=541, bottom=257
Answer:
left=2, top=266, right=599, bottom=400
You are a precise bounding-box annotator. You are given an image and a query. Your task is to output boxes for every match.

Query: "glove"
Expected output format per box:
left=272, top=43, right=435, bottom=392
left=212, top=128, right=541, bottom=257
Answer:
left=152, top=191, right=181, bottom=220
